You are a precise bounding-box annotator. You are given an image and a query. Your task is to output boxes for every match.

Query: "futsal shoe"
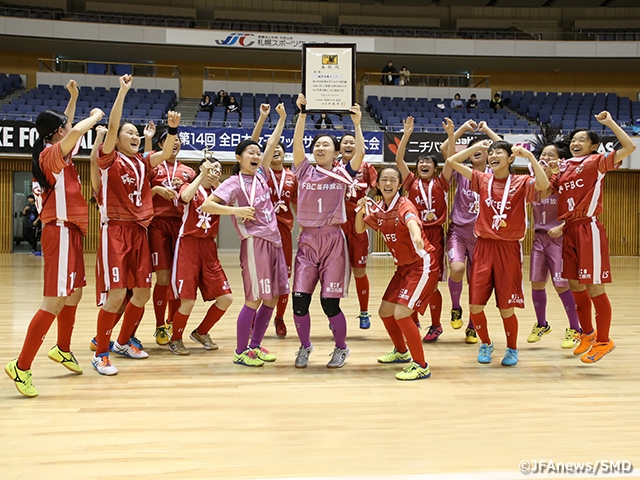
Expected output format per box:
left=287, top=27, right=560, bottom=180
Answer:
left=501, top=347, right=519, bottom=366
left=190, top=330, right=219, bottom=350
left=233, top=349, right=264, bottom=367
left=154, top=324, right=171, bottom=346
left=91, top=353, right=118, bottom=376
left=573, top=331, right=597, bottom=356
left=450, top=308, right=463, bottom=330
left=358, top=312, right=371, bottom=329
left=295, top=344, right=313, bottom=368
left=327, top=346, right=350, bottom=368
left=561, top=328, right=580, bottom=349
left=581, top=340, right=615, bottom=363
left=477, top=343, right=494, bottom=364
left=274, top=318, right=287, bottom=338
left=465, top=327, right=478, bottom=344
left=113, top=340, right=149, bottom=359
left=395, top=362, right=431, bottom=381
left=377, top=348, right=411, bottom=364
left=89, top=338, right=114, bottom=352
left=422, top=325, right=443, bottom=342
left=47, top=345, right=83, bottom=374
left=168, top=339, right=190, bottom=356
left=5, top=359, right=38, bottom=397
left=253, top=346, right=276, bottom=362
left=527, top=323, right=552, bottom=343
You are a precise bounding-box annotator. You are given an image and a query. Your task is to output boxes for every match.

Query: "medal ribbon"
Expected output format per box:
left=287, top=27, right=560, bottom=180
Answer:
left=487, top=174, right=511, bottom=231
left=418, top=177, right=435, bottom=219
left=163, top=161, right=179, bottom=206
left=118, top=152, right=145, bottom=207
left=269, top=168, right=288, bottom=213
left=317, top=165, right=367, bottom=199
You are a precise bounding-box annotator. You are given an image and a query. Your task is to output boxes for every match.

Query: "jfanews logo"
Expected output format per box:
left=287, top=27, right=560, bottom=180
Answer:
left=215, top=33, right=256, bottom=46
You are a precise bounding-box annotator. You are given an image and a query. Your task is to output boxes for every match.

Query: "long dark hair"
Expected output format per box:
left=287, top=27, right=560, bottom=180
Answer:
left=231, top=139, right=261, bottom=175
left=32, top=109, right=68, bottom=190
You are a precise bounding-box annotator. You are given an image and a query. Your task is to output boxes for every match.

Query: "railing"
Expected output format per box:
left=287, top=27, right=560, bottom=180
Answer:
left=38, top=58, right=180, bottom=79
left=361, top=72, right=490, bottom=89
left=204, top=67, right=302, bottom=84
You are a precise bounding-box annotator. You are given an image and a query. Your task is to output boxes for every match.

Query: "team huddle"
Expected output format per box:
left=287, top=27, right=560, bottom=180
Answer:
left=5, top=75, right=636, bottom=397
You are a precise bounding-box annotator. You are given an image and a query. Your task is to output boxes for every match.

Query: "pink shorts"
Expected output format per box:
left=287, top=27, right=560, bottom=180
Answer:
left=446, top=222, right=477, bottom=266
left=41, top=222, right=86, bottom=297
left=530, top=231, right=568, bottom=287
left=293, top=225, right=351, bottom=298
left=240, top=236, right=290, bottom=302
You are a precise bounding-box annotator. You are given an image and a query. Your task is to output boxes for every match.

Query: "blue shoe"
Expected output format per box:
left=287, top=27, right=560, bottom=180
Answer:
left=358, top=312, right=371, bottom=330
left=90, top=338, right=114, bottom=352
left=129, top=336, right=144, bottom=350
left=501, top=347, right=519, bottom=366
left=477, top=342, right=494, bottom=364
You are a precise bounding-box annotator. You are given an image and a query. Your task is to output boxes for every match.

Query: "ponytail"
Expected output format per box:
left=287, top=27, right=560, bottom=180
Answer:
left=32, top=137, right=52, bottom=190
left=32, top=109, right=69, bottom=191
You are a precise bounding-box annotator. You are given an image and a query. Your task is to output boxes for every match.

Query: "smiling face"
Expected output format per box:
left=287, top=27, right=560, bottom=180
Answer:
left=313, top=135, right=338, bottom=169
left=416, top=156, right=436, bottom=180
left=470, top=146, right=489, bottom=171
left=339, top=134, right=356, bottom=163
left=487, top=147, right=513, bottom=176
left=116, top=123, right=140, bottom=156
left=538, top=145, right=562, bottom=173
left=159, top=136, right=182, bottom=161
left=378, top=168, right=402, bottom=204
left=271, top=143, right=285, bottom=169
left=570, top=131, right=598, bottom=157
left=237, top=143, right=262, bottom=175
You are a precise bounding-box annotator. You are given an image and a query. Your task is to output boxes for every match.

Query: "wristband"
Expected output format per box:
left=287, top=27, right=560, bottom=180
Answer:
left=167, top=126, right=178, bottom=135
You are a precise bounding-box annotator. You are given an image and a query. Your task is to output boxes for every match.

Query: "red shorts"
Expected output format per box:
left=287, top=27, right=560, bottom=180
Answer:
left=96, top=222, right=152, bottom=295
left=382, top=253, right=439, bottom=316
left=469, top=238, right=524, bottom=309
left=562, top=217, right=612, bottom=284
left=278, top=221, right=293, bottom=277
left=341, top=216, right=369, bottom=268
left=41, top=222, right=86, bottom=297
left=171, top=235, right=231, bottom=301
left=424, top=225, right=446, bottom=282
left=148, top=216, right=181, bottom=272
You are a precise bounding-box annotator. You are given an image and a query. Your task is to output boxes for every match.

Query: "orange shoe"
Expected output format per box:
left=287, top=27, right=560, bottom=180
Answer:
left=581, top=340, right=615, bottom=363
left=573, top=331, right=596, bottom=356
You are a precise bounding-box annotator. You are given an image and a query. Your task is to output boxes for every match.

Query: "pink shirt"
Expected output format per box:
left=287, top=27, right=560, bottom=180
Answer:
left=449, top=170, right=480, bottom=227
left=213, top=168, right=282, bottom=247
left=293, top=156, right=351, bottom=228
left=531, top=192, right=562, bottom=232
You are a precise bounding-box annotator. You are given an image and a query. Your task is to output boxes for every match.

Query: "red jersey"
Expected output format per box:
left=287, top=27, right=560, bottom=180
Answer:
left=345, top=162, right=378, bottom=215
left=97, top=146, right=154, bottom=228
left=364, top=196, right=434, bottom=266
left=404, top=172, right=449, bottom=227
left=38, top=143, right=89, bottom=235
left=177, top=184, right=219, bottom=239
left=149, top=159, right=196, bottom=218
left=550, top=152, right=617, bottom=223
left=472, top=169, right=536, bottom=242
left=266, top=167, right=298, bottom=231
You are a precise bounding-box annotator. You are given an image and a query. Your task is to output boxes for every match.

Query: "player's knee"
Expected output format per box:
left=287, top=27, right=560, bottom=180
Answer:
left=320, top=297, right=341, bottom=317
left=292, top=292, right=312, bottom=316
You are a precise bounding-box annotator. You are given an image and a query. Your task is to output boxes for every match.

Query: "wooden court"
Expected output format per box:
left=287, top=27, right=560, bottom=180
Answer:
left=1, top=252, right=639, bottom=480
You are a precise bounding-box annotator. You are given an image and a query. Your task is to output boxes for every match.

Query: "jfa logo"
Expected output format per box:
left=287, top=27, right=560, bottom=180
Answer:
left=508, top=293, right=524, bottom=305
left=399, top=288, right=410, bottom=300
left=215, top=33, right=255, bottom=47
left=325, top=282, right=343, bottom=293
left=579, top=269, right=592, bottom=280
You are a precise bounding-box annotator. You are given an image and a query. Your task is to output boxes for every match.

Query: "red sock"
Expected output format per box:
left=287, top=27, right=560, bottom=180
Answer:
left=380, top=315, right=407, bottom=352
left=168, top=299, right=180, bottom=324
left=171, top=311, right=190, bottom=341
left=17, top=309, right=56, bottom=370
left=117, top=303, right=145, bottom=345
left=113, top=310, right=124, bottom=329
left=153, top=284, right=169, bottom=327
left=502, top=314, right=518, bottom=350
left=56, top=305, right=77, bottom=352
left=572, top=289, right=594, bottom=334
left=470, top=311, right=491, bottom=344
left=591, top=293, right=612, bottom=343
left=428, top=289, right=443, bottom=328
left=275, top=294, right=288, bottom=320
left=130, top=307, right=144, bottom=337
left=397, top=317, right=426, bottom=367
left=96, top=309, right=118, bottom=355
left=197, top=304, right=226, bottom=335
left=411, top=310, right=420, bottom=327
left=354, top=275, right=370, bottom=313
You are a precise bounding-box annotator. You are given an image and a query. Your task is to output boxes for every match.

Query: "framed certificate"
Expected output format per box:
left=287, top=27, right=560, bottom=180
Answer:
left=302, top=43, right=356, bottom=114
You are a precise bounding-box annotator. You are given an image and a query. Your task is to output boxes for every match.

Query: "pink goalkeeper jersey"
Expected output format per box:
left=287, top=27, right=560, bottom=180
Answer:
left=450, top=170, right=480, bottom=227
left=293, top=156, right=351, bottom=228
left=213, top=168, right=282, bottom=247
left=531, top=192, right=562, bottom=232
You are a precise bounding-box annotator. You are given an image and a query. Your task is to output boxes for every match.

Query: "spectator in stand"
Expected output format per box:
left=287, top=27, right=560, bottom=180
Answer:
left=226, top=96, right=240, bottom=115
left=451, top=93, right=465, bottom=110
left=490, top=93, right=503, bottom=112
left=466, top=93, right=479, bottom=111
left=215, top=90, right=229, bottom=108
left=200, top=95, right=213, bottom=115
left=381, top=61, right=398, bottom=85
left=399, top=66, right=411, bottom=86
left=315, top=113, right=333, bottom=130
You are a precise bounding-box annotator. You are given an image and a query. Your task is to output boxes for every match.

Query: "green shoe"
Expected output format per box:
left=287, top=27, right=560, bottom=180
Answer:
left=377, top=348, right=411, bottom=364
left=253, top=346, right=276, bottom=362
left=47, top=345, right=83, bottom=374
left=395, top=362, right=431, bottom=381
left=233, top=349, right=265, bottom=367
left=5, top=359, right=38, bottom=397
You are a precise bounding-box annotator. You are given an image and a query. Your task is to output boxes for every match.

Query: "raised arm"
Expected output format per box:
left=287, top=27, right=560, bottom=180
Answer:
left=292, top=94, right=307, bottom=168
left=90, top=125, right=108, bottom=194
left=143, top=121, right=156, bottom=153
left=440, top=117, right=455, bottom=183
left=347, top=104, right=365, bottom=172
left=445, top=141, right=490, bottom=181
left=59, top=108, right=104, bottom=158
left=441, top=119, right=477, bottom=160
left=180, top=161, right=213, bottom=203
left=477, top=121, right=502, bottom=143
left=513, top=146, right=550, bottom=192
left=251, top=104, right=270, bottom=142
left=103, top=74, right=132, bottom=155
left=595, top=111, right=637, bottom=164
left=395, top=116, right=415, bottom=180
left=63, top=80, right=79, bottom=125
left=262, top=103, right=286, bottom=171
left=149, top=111, right=181, bottom=167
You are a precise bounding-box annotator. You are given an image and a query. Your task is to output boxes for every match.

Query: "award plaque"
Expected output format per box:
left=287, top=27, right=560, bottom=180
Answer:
left=302, top=43, right=356, bottom=114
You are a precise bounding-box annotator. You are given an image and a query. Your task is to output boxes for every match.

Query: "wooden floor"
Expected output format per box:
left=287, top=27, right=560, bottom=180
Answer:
left=1, top=252, right=640, bottom=480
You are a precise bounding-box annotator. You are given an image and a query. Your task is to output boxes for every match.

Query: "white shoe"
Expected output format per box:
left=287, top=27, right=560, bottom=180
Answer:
left=113, top=341, right=149, bottom=359
left=92, top=353, right=118, bottom=376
